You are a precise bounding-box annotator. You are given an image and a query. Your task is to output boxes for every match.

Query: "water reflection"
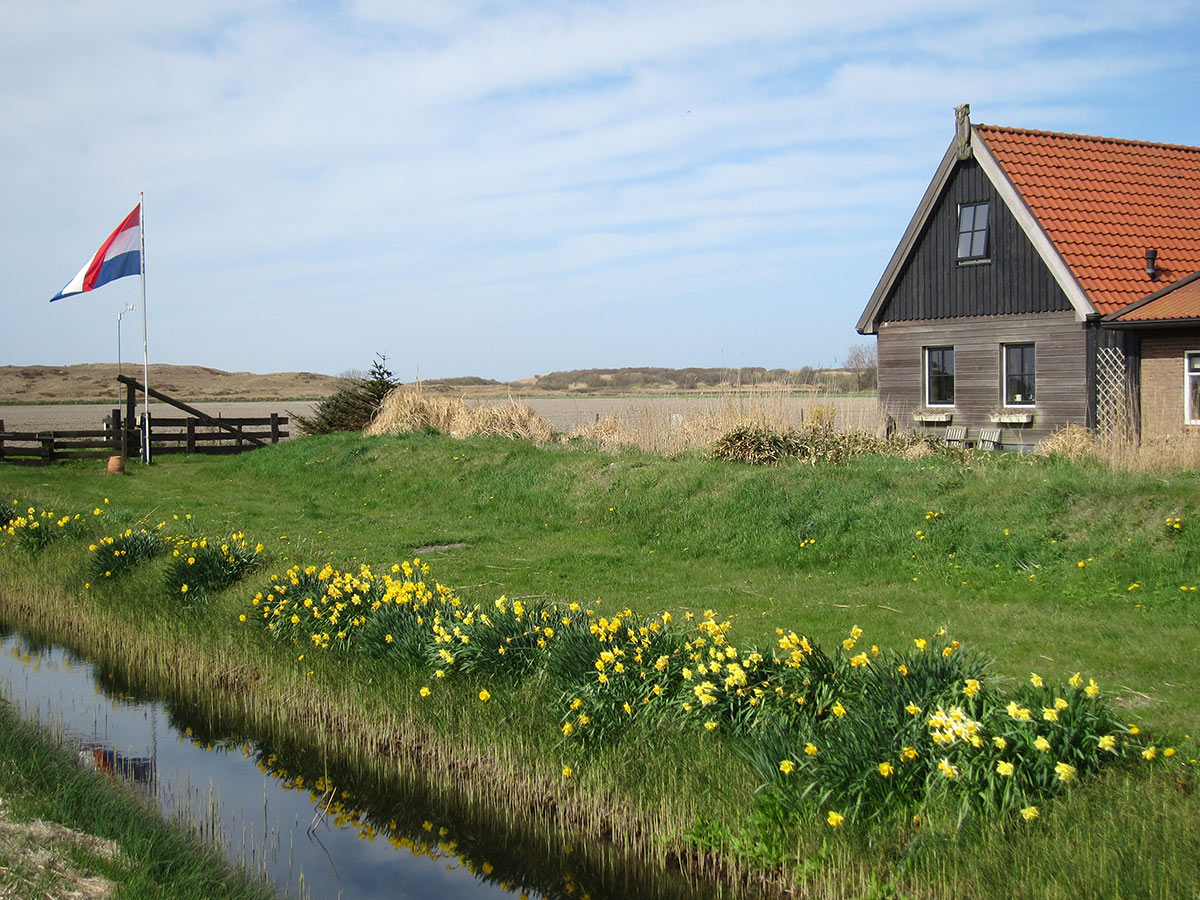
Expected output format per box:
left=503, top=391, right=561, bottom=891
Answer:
left=0, top=628, right=720, bottom=900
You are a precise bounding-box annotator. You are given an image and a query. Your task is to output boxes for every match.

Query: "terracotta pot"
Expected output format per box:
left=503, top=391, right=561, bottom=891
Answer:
left=107, top=455, right=126, bottom=475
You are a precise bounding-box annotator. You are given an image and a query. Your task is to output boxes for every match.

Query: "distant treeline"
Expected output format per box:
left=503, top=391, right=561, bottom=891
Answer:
left=528, top=366, right=869, bottom=393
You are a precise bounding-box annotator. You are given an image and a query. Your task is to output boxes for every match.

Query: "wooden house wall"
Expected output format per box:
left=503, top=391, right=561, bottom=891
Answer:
left=877, top=311, right=1088, bottom=449
left=880, top=159, right=1074, bottom=322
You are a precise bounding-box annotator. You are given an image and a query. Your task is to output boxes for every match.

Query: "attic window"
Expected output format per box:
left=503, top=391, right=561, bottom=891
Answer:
left=956, top=202, right=990, bottom=261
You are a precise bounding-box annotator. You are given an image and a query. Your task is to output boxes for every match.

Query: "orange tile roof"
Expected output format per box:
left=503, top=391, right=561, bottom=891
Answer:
left=1107, top=272, right=1200, bottom=322
left=976, top=125, right=1200, bottom=315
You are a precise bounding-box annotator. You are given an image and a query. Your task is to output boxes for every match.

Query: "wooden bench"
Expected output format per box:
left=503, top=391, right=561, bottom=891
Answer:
left=944, top=425, right=968, bottom=448
left=977, top=427, right=1002, bottom=451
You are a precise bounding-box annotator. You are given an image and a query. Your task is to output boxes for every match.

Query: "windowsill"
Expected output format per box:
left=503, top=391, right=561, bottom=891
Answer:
left=989, top=411, right=1034, bottom=424
left=913, top=410, right=954, bottom=423
left=956, top=258, right=991, bottom=267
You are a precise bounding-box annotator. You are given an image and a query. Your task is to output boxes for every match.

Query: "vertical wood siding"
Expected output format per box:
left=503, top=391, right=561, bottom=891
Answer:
left=881, top=159, right=1074, bottom=321
left=877, top=312, right=1088, bottom=449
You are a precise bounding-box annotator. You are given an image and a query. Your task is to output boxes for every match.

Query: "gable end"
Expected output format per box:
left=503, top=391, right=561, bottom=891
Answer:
left=878, top=158, right=1074, bottom=322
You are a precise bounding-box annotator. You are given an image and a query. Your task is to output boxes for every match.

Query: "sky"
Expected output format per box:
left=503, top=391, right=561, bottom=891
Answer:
left=4, top=1, right=1199, bottom=382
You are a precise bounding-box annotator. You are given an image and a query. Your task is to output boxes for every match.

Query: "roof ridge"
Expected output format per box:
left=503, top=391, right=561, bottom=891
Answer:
left=976, top=123, right=1200, bottom=154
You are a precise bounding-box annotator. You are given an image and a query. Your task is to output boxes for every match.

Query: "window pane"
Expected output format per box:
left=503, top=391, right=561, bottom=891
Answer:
left=1190, top=376, right=1200, bottom=423
left=927, top=348, right=954, bottom=404
left=971, top=230, right=988, bottom=258
left=958, top=205, right=975, bottom=231
left=1188, top=353, right=1200, bottom=373
left=1005, top=344, right=1035, bottom=405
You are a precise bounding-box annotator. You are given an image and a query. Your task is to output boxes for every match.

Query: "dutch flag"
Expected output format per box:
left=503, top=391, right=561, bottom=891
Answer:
left=50, top=204, right=142, bottom=302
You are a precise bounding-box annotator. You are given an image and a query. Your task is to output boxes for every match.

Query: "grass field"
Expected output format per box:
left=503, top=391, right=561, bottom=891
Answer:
left=1, top=430, right=1198, bottom=898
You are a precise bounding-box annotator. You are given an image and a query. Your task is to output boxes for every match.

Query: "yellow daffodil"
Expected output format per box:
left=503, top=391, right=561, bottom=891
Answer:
left=779, top=760, right=795, bottom=774
left=877, top=761, right=894, bottom=777
left=826, top=810, right=844, bottom=828
left=996, top=760, right=1015, bottom=777
left=1020, top=806, right=1039, bottom=822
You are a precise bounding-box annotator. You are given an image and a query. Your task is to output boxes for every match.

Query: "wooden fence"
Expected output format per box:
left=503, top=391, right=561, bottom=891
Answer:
left=1, top=385, right=290, bottom=466
left=0, top=418, right=118, bottom=465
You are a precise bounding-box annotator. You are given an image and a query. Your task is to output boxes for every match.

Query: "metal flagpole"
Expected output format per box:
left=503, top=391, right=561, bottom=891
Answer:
left=139, top=191, right=151, bottom=463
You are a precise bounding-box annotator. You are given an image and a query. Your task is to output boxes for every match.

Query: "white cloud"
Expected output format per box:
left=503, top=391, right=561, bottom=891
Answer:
left=2, top=0, right=1197, bottom=379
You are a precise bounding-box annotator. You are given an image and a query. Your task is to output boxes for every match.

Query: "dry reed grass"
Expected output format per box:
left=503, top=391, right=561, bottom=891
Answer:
left=1036, top=424, right=1200, bottom=473
left=564, top=392, right=886, bottom=456
left=366, top=388, right=552, bottom=442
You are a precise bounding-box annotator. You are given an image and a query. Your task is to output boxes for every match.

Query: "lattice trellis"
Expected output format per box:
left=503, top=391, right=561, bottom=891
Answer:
left=1095, top=346, right=1133, bottom=441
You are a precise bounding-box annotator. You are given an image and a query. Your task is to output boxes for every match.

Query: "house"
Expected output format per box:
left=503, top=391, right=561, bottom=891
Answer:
left=856, top=105, right=1200, bottom=448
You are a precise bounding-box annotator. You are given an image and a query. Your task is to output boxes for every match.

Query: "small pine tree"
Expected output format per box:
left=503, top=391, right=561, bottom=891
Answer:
left=292, top=354, right=397, bottom=434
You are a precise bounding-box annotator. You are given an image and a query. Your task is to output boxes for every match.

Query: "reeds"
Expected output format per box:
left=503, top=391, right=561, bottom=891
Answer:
left=1036, top=424, right=1200, bottom=473
left=366, top=388, right=552, bottom=442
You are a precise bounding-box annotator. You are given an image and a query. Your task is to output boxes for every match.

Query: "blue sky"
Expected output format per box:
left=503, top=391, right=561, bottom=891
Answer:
left=4, top=0, right=1198, bottom=381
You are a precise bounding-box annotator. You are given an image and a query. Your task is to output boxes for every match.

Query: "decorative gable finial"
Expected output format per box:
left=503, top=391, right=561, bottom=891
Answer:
left=955, top=103, right=972, bottom=160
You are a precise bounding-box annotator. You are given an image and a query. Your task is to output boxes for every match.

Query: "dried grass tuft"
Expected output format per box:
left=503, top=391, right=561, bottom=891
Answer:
left=565, top=416, right=638, bottom=451
left=1036, top=424, right=1097, bottom=461
left=366, top=389, right=552, bottom=442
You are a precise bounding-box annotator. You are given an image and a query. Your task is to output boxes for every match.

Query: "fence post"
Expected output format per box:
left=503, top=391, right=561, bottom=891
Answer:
left=125, top=380, right=137, bottom=459
left=0, top=419, right=5, bottom=462
left=41, top=434, right=54, bottom=465
left=111, top=408, right=125, bottom=458
left=187, top=418, right=196, bottom=454
left=270, top=413, right=280, bottom=443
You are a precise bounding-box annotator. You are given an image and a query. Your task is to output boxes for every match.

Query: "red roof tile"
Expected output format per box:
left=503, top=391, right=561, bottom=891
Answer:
left=1107, top=273, right=1200, bottom=322
left=976, top=125, right=1200, bottom=315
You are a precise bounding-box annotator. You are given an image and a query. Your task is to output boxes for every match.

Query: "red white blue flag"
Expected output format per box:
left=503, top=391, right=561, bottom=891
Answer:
left=50, top=204, right=142, bottom=302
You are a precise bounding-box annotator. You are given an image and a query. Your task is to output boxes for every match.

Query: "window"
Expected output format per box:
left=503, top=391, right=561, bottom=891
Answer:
left=1187, top=352, right=1200, bottom=424
left=926, top=346, right=955, bottom=406
left=956, top=202, right=990, bottom=260
left=1003, top=343, right=1035, bottom=406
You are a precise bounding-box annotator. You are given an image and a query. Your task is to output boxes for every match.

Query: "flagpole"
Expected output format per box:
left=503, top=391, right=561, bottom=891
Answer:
left=139, top=191, right=151, bottom=464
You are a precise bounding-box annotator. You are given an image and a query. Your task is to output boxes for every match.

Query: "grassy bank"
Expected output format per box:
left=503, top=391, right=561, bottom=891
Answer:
left=0, top=698, right=274, bottom=900
left=1, top=432, right=1199, bottom=898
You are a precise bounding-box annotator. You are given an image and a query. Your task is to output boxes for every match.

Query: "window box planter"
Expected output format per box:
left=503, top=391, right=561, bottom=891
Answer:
left=913, top=410, right=953, bottom=423
left=989, top=411, right=1034, bottom=424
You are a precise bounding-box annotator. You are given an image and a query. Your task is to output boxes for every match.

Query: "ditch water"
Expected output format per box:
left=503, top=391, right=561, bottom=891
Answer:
left=0, top=627, right=721, bottom=900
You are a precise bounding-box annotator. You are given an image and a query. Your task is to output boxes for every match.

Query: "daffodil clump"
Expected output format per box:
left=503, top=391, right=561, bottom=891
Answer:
left=237, top=558, right=1143, bottom=829
left=2, top=502, right=92, bottom=554
left=752, top=627, right=1135, bottom=827
left=85, top=525, right=168, bottom=581
left=163, top=531, right=262, bottom=602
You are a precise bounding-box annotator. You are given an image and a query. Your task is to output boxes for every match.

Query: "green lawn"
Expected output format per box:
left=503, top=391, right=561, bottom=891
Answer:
left=1, top=432, right=1198, bottom=899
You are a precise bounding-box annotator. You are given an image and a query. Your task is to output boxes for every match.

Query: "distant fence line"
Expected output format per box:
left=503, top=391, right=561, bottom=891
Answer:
left=0, top=404, right=288, bottom=467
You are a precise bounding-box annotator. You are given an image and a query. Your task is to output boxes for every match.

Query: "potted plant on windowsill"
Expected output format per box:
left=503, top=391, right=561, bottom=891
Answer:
left=989, top=409, right=1035, bottom=424
left=912, top=408, right=954, bottom=423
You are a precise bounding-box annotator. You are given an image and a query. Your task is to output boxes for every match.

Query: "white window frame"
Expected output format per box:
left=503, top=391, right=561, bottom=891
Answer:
left=1186, top=351, right=1200, bottom=425
left=1002, top=343, right=1036, bottom=407
left=924, top=346, right=955, bottom=407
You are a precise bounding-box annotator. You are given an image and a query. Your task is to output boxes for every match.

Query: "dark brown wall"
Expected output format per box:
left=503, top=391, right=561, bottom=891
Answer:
left=881, top=159, right=1074, bottom=322
left=877, top=312, right=1088, bottom=449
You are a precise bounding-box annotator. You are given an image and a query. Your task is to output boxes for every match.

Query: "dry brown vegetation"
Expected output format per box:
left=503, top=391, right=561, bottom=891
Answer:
left=366, top=388, right=553, bottom=442
left=1036, top=424, right=1200, bottom=473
